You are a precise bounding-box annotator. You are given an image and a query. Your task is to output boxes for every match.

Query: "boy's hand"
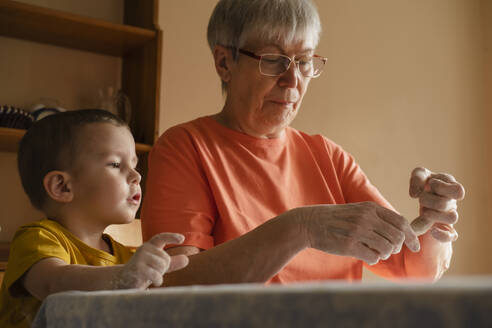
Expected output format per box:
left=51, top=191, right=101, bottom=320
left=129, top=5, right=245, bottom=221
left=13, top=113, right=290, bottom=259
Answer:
left=115, top=233, right=189, bottom=289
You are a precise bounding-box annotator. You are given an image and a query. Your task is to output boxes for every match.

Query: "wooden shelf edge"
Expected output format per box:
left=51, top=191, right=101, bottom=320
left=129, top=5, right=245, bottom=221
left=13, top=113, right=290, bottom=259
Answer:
left=0, top=127, right=24, bottom=137
left=0, top=242, right=10, bottom=268
left=0, top=127, right=24, bottom=152
left=136, top=143, right=152, bottom=154
left=0, top=0, right=156, bottom=56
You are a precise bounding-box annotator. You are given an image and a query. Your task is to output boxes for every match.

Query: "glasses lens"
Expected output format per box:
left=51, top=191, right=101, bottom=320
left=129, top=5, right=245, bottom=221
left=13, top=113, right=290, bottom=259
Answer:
left=258, top=54, right=326, bottom=77
left=297, top=56, right=315, bottom=77
left=259, top=54, right=291, bottom=76
left=298, top=56, right=325, bottom=78
left=310, top=56, right=325, bottom=77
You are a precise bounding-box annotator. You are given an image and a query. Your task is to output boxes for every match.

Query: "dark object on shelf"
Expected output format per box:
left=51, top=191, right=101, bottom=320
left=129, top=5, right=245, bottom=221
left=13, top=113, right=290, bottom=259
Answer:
left=30, top=99, right=65, bottom=121
left=0, top=106, right=34, bottom=129
left=31, top=107, right=63, bottom=121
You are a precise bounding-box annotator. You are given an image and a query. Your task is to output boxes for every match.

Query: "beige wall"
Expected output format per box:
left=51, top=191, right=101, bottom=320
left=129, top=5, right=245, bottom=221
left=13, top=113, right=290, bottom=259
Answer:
left=0, top=0, right=490, bottom=277
left=303, top=0, right=487, bottom=277
left=483, top=0, right=492, bottom=271
left=158, top=1, right=223, bottom=131
left=158, top=0, right=491, bottom=277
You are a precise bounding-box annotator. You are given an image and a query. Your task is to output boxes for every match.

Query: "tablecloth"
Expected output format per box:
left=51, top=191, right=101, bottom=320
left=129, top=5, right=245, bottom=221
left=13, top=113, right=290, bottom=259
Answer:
left=32, top=277, right=492, bottom=328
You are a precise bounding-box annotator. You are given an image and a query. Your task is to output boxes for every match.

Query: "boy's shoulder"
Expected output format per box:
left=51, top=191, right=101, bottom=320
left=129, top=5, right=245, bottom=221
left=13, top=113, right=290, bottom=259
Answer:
left=12, top=219, right=133, bottom=265
left=3, top=219, right=72, bottom=298
left=5, top=219, right=134, bottom=291
left=12, top=218, right=71, bottom=246
left=9, top=218, right=73, bottom=262
left=16, top=218, right=64, bottom=233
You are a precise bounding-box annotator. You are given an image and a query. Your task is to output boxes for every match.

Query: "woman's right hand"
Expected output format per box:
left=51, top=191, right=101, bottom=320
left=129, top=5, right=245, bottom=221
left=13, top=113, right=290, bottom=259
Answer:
left=298, top=202, right=420, bottom=265
left=114, top=232, right=189, bottom=289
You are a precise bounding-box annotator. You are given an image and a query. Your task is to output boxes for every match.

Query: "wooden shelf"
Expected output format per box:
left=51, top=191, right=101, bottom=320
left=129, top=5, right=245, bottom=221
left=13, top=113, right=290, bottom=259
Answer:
left=0, top=0, right=156, bottom=56
left=0, top=127, right=152, bottom=153
left=0, top=242, right=9, bottom=266
left=0, top=127, right=24, bottom=152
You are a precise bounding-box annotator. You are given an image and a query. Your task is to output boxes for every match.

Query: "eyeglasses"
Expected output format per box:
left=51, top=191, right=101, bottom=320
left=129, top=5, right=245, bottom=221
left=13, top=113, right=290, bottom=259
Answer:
left=237, top=48, right=327, bottom=78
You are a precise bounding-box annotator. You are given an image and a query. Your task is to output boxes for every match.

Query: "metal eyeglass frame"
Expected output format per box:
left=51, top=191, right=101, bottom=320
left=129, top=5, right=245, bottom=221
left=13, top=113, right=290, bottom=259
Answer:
left=236, top=48, right=327, bottom=78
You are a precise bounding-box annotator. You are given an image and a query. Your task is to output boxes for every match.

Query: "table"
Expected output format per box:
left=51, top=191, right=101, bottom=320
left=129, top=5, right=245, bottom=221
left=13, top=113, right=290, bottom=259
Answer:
left=33, top=277, right=492, bottom=328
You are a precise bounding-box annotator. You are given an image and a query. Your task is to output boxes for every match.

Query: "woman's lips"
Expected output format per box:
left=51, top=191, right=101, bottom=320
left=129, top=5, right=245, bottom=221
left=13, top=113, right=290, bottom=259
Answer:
left=269, top=100, right=295, bottom=106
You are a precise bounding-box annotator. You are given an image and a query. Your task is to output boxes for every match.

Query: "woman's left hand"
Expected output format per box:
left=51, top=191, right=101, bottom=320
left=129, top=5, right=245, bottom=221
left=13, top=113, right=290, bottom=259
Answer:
left=409, top=167, right=465, bottom=242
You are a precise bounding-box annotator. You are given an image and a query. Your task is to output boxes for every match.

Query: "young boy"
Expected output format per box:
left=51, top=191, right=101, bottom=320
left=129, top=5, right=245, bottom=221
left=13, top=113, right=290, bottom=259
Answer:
left=0, top=109, right=189, bottom=327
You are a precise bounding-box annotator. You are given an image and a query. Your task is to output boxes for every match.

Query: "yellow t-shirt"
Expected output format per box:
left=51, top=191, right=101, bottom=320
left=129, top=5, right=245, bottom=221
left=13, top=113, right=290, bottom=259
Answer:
left=0, top=219, right=135, bottom=328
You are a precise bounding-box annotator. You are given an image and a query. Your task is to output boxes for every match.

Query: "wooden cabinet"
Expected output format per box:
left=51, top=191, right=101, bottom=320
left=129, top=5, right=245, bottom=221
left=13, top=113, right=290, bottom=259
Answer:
left=0, top=0, right=161, bottom=154
left=0, top=0, right=162, bottom=265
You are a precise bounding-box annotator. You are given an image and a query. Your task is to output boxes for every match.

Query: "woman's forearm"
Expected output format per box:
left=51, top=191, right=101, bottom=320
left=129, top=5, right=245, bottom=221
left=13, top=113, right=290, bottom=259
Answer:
left=163, top=209, right=308, bottom=286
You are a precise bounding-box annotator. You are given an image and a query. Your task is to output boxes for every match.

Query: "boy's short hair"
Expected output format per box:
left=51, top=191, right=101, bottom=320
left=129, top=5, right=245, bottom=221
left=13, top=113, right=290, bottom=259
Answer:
left=18, top=109, right=128, bottom=210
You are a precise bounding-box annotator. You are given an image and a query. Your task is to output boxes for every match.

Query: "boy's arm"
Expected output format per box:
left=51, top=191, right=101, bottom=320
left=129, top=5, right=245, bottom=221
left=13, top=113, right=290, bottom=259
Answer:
left=22, top=233, right=188, bottom=300
left=23, top=258, right=122, bottom=299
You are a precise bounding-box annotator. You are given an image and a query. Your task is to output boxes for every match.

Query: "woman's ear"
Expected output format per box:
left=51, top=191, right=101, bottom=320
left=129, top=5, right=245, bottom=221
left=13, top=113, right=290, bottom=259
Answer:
left=213, top=45, right=233, bottom=83
left=43, top=171, right=74, bottom=203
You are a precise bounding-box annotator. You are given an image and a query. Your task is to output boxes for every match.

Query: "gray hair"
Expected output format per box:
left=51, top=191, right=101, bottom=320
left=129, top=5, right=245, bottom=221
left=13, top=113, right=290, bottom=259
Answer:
left=207, top=0, right=322, bottom=91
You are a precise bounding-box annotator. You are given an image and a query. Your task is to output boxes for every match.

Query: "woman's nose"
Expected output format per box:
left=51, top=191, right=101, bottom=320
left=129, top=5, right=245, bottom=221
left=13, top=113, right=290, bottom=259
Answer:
left=278, top=61, right=299, bottom=88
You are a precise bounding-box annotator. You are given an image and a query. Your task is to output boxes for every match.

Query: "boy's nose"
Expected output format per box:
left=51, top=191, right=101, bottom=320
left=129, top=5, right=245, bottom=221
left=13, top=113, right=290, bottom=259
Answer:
left=130, top=168, right=141, bottom=184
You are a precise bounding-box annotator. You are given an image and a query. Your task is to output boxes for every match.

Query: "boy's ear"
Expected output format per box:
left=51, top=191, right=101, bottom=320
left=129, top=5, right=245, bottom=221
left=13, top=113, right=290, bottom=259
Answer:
left=43, top=171, right=74, bottom=203
left=213, top=45, right=233, bottom=83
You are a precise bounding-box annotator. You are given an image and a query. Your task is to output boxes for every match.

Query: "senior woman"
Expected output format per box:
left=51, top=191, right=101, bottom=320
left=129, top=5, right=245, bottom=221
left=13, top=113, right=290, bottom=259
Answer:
left=141, top=0, right=464, bottom=285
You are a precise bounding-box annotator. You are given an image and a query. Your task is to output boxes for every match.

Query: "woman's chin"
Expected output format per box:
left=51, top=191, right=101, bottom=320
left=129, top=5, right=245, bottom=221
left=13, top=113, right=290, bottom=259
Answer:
left=262, top=105, right=297, bottom=127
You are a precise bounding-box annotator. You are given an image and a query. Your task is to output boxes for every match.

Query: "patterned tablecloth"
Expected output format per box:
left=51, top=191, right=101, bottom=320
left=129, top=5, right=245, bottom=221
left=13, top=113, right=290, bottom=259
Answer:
left=33, top=277, right=492, bottom=328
